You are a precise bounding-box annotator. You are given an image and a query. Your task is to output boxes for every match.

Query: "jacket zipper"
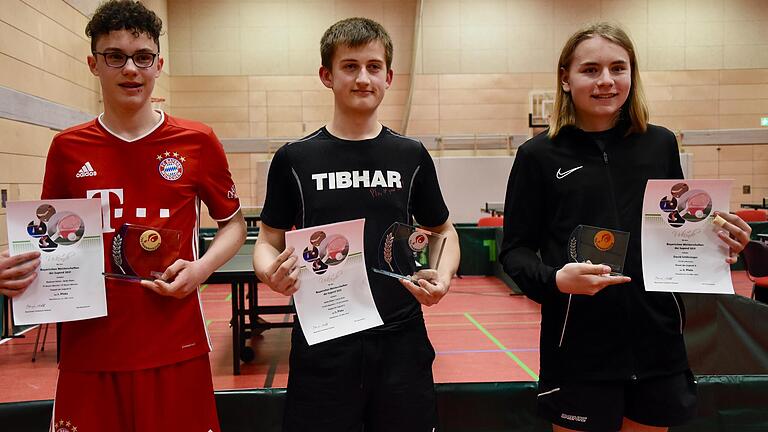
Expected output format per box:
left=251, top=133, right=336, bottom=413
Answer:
left=558, top=294, right=573, bottom=347
left=671, top=293, right=683, bottom=334
left=557, top=148, right=614, bottom=349
left=601, top=151, right=621, bottom=225
left=602, top=147, right=638, bottom=377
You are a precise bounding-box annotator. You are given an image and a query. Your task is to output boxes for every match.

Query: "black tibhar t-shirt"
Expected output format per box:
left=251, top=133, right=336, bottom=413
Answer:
left=261, top=126, right=450, bottom=328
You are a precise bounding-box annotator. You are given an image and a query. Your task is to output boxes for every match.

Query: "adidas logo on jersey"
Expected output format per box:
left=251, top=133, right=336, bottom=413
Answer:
left=76, top=162, right=97, bottom=178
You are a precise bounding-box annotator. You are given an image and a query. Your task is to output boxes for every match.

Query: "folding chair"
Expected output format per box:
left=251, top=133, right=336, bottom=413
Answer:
left=478, top=216, right=504, bottom=227
left=32, top=323, right=50, bottom=362
left=741, top=240, right=768, bottom=301
left=734, top=209, right=768, bottom=222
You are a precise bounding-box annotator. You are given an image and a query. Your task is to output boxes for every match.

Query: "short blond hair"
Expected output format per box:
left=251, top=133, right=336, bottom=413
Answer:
left=320, top=17, right=393, bottom=71
left=549, top=22, right=648, bottom=138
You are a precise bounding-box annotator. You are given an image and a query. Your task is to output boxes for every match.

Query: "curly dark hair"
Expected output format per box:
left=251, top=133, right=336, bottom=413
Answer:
left=86, top=0, right=163, bottom=53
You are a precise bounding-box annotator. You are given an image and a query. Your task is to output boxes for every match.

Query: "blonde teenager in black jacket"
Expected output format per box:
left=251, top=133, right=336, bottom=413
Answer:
left=500, top=22, right=752, bottom=432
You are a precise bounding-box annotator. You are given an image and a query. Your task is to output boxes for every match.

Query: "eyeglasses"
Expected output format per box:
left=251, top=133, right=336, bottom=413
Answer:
left=93, top=51, right=158, bottom=68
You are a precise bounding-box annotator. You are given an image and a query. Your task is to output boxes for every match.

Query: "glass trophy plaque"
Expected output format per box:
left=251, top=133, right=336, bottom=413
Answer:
left=567, top=225, right=630, bottom=275
left=105, top=224, right=182, bottom=281
left=372, top=222, right=446, bottom=282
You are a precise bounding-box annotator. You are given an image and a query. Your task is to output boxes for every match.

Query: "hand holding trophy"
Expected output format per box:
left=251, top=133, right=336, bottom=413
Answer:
left=105, top=224, right=182, bottom=281
left=372, top=222, right=448, bottom=306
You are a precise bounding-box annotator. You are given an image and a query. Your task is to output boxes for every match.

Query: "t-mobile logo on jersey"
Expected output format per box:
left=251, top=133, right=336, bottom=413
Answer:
left=86, top=188, right=171, bottom=233
left=311, top=170, right=402, bottom=191
left=87, top=188, right=124, bottom=233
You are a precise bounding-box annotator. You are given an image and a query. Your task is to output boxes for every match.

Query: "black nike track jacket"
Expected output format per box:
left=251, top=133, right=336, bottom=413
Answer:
left=499, top=122, right=691, bottom=381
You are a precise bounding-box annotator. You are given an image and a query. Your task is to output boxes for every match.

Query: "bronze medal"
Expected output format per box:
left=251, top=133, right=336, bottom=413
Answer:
left=140, top=229, right=162, bottom=252
left=594, top=230, right=615, bottom=252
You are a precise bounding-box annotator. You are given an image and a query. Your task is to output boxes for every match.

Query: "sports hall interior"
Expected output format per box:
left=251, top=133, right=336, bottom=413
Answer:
left=1, top=1, right=767, bottom=431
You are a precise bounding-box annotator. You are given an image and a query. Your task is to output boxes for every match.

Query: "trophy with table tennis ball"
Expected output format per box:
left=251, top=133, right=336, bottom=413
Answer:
left=372, top=222, right=446, bottom=283
left=105, top=224, right=182, bottom=281
left=567, top=225, right=630, bottom=276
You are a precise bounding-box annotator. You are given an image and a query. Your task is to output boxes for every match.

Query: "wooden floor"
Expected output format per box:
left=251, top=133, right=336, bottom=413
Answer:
left=0, top=273, right=754, bottom=403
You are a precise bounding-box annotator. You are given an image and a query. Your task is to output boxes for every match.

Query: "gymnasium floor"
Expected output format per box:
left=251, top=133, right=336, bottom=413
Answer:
left=0, top=273, right=754, bottom=404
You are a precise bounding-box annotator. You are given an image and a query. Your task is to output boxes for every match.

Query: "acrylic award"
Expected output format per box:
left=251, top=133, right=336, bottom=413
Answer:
left=567, top=225, right=630, bottom=275
left=372, top=222, right=446, bottom=282
left=105, top=224, right=182, bottom=281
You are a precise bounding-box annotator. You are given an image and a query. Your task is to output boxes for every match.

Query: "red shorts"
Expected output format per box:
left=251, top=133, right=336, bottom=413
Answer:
left=51, top=354, right=219, bottom=432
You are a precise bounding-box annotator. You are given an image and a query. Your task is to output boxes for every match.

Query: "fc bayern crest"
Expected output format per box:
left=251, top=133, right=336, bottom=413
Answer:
left=156, top=151, right=186, bottom=181
left=54, top=419, right=78, bottom=432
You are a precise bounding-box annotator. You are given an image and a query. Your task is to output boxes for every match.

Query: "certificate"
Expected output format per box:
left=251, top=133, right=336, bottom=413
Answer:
left=285, top=218, right=383, bottom=345
left=6, top=199, right=107, bottom=325
left=641, top=179, right=734, bottom=294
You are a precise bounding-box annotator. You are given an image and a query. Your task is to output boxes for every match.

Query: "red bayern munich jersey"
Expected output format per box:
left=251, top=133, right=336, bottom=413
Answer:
left=42, top=112, right=240, bottom=372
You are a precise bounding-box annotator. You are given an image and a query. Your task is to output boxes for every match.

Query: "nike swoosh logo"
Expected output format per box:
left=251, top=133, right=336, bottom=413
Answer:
left=555, top=166, right=583, bottom=179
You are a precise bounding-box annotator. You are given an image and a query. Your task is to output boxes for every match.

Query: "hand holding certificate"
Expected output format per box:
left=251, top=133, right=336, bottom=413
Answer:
left=284, top=219, right=383, bottom=345
left=6, top=199, right=106, bottom=325
left=0, top=249, right=41, bottom=297
left=642, top=179, right=734, bottom=294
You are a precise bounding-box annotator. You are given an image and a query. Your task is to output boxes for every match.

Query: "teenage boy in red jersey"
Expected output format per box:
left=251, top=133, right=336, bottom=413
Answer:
left=19, top=1, right=245, bottom=430
left=253, top=18, right=460, bottom=432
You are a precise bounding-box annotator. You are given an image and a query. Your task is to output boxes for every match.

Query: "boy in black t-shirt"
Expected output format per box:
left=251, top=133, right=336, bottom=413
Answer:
left=253, top=17, right=460, bottom=432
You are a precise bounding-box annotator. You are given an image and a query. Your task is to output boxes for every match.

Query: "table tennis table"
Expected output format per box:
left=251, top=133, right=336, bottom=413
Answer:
left=481, top=202, right=504, bottom=216
left=740, top=198, right=768, bottom=210
left=204, top=250, right=294, bottom=375
left=241, top=206, right=263, bottom=228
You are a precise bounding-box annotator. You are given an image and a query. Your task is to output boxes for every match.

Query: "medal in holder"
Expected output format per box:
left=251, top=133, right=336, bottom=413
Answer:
left=372, top=222, right=446, bottom=283
left=567, top=225, right=630, bottom=275
left=105, top=224, right=181, bottom=281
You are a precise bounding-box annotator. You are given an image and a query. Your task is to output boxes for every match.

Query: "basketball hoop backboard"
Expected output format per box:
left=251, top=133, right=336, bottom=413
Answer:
left=150, top=97, right=166, bottom=112
left=529, top=90, right=555, bottom=128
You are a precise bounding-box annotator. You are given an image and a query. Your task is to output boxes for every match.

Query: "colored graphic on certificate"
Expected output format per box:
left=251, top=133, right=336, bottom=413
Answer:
left=6, top=199, right=107, bottom=325
left=285, top=218, right=382, bottom=345
left=641, top=179, right=734, bottom=294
